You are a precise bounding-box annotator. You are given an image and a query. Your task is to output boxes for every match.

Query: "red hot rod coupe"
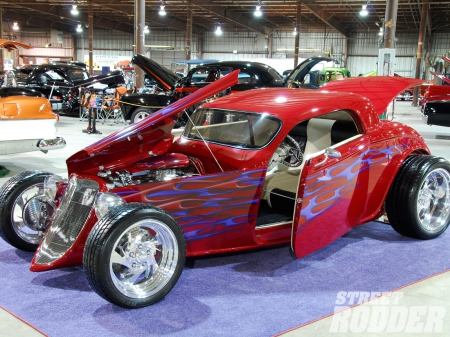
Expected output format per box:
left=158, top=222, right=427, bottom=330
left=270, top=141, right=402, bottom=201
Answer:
left=1, top=72, right=449, bottom=308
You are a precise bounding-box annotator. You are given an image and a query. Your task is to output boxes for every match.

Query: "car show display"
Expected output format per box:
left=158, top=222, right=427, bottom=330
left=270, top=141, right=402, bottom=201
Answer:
left=120, top=54, right=332, bottom=124
left=1, top=70, right=448, bottom=309
left=14, top=63, right=125, bottom=115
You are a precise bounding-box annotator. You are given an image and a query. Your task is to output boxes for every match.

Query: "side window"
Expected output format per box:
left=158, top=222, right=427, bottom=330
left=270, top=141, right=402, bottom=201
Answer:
left=237, top=71, right=254, bottom=84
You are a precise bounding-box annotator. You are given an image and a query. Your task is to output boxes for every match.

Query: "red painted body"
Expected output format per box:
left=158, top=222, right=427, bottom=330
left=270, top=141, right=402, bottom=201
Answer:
left=30, top=74, right=430, bottom=270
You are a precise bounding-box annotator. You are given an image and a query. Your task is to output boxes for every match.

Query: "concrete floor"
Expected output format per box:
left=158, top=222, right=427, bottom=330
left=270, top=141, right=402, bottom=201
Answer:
left=1, top=101, right=450, bottom=336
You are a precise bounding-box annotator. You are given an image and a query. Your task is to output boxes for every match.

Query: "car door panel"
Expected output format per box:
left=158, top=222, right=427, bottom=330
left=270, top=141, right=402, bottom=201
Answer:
left=292, top=136, right=371, bottom=258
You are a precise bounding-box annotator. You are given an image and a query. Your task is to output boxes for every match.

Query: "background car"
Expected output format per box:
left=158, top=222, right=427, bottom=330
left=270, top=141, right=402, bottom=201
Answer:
left=0, top=87, right=65, bottom=155
left=0, top=72, right=445, bottom=310
left=120, top=55, right=332, bottom=124
left=15, top=63, right=124, bottom=115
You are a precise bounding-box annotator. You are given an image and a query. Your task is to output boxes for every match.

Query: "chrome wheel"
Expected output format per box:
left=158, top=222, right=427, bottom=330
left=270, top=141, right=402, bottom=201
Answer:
left=131, top=109, right=151, bottom=123
left=109, top=219, right=179, bottom=299
left=417, top=168, right=450, bottom=232
left=11, top=183, right=53, bottom=245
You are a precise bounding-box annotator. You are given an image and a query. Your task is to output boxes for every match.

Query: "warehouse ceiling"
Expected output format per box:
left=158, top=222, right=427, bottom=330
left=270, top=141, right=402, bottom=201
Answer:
left=1, top=1, right=448, bottom=38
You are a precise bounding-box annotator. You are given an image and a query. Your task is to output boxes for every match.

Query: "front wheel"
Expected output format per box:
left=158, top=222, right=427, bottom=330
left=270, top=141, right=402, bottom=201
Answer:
left=83, top=204, right=186, bottom=308
left=130, top=108, right=153, bottom=124
left=386, top=155, right=450, bottom=239
left=0, top=171, right=54, bottom=251
left=402, top=91, right=412, bottom=101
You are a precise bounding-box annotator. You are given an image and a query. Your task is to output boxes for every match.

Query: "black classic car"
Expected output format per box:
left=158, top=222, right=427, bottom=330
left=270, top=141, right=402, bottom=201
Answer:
left=15, top=63, right=124, bottom=115
left=120, top=55, right=333, bottom=124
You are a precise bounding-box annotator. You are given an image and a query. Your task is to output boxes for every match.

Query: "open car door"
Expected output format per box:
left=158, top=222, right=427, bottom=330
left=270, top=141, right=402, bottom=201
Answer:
left=292, top=134, right=371, bottom=258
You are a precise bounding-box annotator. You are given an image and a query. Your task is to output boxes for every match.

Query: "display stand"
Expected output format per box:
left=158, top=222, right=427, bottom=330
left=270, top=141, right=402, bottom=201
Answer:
left=80, top=88, right=102, bottom=134
left=82, top=107, right=102, bottom=134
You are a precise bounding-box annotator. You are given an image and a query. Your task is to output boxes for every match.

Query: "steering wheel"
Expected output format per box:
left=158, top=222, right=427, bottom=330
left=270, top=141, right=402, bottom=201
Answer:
left=267, top=135, right=303, bottom=171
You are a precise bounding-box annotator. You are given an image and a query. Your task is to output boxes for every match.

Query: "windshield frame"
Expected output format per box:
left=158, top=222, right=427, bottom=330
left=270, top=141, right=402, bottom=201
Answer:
left=182, top=108, right=282, bottom=150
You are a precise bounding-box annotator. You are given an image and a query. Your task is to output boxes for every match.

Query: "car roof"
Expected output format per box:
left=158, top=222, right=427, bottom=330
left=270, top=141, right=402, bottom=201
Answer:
left=189, top=60, right=278, bottom=72
left=201, top=88, right=375, bottom=128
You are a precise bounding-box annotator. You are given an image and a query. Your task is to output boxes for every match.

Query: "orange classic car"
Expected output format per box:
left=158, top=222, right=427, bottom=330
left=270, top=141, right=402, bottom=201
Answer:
left=0, top=40, right=66, bottom=155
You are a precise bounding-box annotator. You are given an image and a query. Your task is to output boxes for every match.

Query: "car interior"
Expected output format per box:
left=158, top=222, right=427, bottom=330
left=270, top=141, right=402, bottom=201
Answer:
left=257, top=110, right=362, bottom=227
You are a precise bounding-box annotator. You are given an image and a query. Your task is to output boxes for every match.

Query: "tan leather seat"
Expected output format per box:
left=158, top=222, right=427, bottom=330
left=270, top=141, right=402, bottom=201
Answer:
left=264, top=118, right=336, bottom=208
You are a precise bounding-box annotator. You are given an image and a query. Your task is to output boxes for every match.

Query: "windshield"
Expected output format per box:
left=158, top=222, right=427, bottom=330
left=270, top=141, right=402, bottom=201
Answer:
left=183, top=108, right=281, bottom=149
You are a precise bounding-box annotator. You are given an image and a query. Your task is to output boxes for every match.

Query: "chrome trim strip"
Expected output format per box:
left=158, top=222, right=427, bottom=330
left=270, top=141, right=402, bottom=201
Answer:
left=38, top=137, right=66, bottom=151
left=255, top=221, right=292, bottom=229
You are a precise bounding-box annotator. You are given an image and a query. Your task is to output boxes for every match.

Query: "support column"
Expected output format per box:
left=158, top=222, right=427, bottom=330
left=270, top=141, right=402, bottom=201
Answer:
left=0, top=5, right=3, bottom=71
left=268, top=35, right=273, bottom=58
left=198, top=34, right=203, bottom=60
left=135, top=0, right=145, bottom=88
left=293, top=1, right=301, bottom=67
left=186, top=0, right=192, bottom=60
left=343, top=37, right=348, bottom=68
left=88, top=0, right=94, bottom=75
left=383, top=0, right=398, bottom=49
left=413, top=0, right=427, bottom=107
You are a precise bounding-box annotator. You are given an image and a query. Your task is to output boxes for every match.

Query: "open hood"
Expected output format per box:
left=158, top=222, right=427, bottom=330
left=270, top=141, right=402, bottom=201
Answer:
left=132, top=54, right=180, bottom=91
left=66, top=70, right=240, bottom=175
left=319, top=76, right=425, bottom=116
left=73, top=70, right=124, bottom=88
left=284, top=57, right=333, bottom=85
left=430, top=71, right=450, bottom=85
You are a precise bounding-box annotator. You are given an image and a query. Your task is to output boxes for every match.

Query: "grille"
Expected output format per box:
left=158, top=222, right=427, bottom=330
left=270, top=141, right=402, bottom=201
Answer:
left=34, top=176, right=99, bottom=265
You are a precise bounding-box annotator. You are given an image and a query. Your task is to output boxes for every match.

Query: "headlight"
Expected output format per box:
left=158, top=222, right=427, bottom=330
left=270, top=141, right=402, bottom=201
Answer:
left=94, top=192, right=125, bottom=219
left=44, top=175, right=65, bottom=200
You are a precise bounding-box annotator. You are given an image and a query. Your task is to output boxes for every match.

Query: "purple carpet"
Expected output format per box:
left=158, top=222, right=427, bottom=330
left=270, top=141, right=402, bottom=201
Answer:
left=1, top=221, right=449, bottom=337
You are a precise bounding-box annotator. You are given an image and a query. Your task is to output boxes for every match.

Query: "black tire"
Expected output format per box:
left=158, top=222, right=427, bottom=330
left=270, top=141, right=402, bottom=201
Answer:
left=0, top=171, right=53, bottom=251
left=386, top=155, right=450, bottom=239
left=130, top=108, right=153, bottom=124
left=83, top=203, right=186, bottom=308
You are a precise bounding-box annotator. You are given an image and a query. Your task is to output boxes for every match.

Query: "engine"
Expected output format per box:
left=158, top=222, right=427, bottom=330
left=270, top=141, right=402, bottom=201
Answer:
left=98, top=167, right=198, bottom=188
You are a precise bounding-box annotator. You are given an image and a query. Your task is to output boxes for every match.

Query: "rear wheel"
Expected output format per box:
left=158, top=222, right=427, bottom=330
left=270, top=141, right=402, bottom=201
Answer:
left=386, top=155, right=450, bottom=239
left=84, top=204, right=186, bottom=308
left=130, top=108, right=153, bottom=124
left=0, top=171, right=53, bottom=251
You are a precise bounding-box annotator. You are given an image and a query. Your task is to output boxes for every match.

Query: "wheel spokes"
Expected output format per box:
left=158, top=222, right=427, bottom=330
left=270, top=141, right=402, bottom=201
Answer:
left=111, top=250, right=131, bottom=268
left=417, top=169, right=450, bottom=231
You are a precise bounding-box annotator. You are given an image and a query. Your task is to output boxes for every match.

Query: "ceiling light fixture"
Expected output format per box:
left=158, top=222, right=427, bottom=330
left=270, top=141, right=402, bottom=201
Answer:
left=76, top=24, right=83, bottom=32
left=71, top=5, right=79, bottom=15
left=254, top=5, right=262, bottom=17
left=159, top=5, right=166, bottom=16
left=215, top=25, right=222, bottom=36
left=12, top=22, right=19, bottom=31
left=144, top=25, right=150, bottom=34
left=293, top=27, right=297, bottom=36
left=378, top=27, right=383, bottom=36
left=360, top=4, right=368, bottom=17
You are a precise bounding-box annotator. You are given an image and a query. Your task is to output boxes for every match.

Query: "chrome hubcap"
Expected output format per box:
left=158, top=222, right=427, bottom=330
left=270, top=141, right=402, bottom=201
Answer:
left=11, top=183, right=54, bottom=244
left=417, top=168, right=450, bottom=232
left=110, top=219, right=178, bottom=299
left=134, top=111, right=149, bottom=122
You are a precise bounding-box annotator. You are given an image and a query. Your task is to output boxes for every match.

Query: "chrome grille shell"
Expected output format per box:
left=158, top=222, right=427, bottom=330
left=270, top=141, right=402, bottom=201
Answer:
left=34, top=176, right=99, bottom=265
